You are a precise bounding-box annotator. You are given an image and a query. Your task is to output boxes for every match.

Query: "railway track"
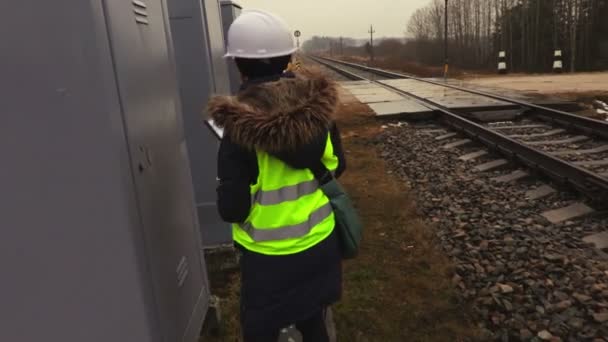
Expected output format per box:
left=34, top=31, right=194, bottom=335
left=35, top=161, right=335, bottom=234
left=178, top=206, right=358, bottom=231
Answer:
left=310, top=56, right=608, bottom=207
left=309, top=56, right=608, bottom=341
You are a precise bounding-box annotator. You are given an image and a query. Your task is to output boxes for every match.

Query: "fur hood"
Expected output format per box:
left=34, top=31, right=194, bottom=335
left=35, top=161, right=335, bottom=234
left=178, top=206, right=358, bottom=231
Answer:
left=207, top=68, right=338, bottom=153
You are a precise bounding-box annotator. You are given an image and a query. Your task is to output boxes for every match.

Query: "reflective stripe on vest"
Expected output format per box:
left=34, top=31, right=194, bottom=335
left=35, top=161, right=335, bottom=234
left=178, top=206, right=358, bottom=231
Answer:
left=252, top=179, right=318, bottom=206
left=251, top=170, right=336, bottom=206
left=242, top=202, right=333, bottom=242
left=233, top=133, right=339, bottom=255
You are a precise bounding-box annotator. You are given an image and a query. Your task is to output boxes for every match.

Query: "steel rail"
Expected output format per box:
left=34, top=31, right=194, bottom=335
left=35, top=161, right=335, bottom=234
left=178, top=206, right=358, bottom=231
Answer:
left=310, top=56, right=608, bottom=205
left=318, top=56, right=608, bottom=140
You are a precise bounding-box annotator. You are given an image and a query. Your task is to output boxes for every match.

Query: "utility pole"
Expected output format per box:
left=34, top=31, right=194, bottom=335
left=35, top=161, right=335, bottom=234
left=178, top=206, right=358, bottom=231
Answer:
left=444, top=0, right=449, bottom=81
left=368, top=25, right=375, bottom=63
left=340, top=37, right=344, bottom=55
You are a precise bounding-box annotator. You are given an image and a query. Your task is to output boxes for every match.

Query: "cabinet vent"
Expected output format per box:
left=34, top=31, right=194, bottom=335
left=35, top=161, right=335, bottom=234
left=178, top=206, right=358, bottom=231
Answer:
left=133, top=0, right=149, bottom=25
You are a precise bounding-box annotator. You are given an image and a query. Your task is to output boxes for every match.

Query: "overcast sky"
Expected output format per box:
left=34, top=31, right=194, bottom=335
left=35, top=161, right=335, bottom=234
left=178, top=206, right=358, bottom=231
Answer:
left=238, top=0, right=433, bottom=41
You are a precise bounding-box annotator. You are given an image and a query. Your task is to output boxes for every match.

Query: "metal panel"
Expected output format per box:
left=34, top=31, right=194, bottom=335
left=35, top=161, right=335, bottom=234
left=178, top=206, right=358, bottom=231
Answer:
left=168, top=0, right=198, bottom=17
left=167, top=0, right=232, bottom=247
left=0, top=1, right=158, bottom=341
left=202, top=0, right=232, bottom=94
left=102, top=0, right=208, bottom=341
left=221, top=0, right=243, bottom=94
left=159, top=0, right=213, bottom=339
left=1, top=0, right=209, bottom=340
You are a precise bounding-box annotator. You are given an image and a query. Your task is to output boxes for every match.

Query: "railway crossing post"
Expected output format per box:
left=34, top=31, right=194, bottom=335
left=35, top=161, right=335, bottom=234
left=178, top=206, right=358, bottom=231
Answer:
left=498, top=51, right=508, bottom=74
left=553, top=50, right=563, bottom=73
left=294, top=30, right=301, bottom=49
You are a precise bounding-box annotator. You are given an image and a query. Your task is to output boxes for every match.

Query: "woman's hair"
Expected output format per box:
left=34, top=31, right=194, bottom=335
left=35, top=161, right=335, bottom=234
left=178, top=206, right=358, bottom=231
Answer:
left=235, top=55, right=292, bottom=80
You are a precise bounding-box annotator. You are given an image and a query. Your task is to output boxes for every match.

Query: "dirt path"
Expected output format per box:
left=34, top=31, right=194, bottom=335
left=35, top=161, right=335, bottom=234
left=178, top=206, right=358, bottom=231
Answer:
left=465, top=72, right=608, bottom=96
left=464, top=73, right=608, bottom=120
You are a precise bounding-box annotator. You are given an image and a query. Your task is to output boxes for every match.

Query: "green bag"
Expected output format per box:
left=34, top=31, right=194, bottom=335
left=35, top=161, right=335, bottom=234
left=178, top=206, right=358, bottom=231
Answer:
left=314, top=164, right=363, bottom=259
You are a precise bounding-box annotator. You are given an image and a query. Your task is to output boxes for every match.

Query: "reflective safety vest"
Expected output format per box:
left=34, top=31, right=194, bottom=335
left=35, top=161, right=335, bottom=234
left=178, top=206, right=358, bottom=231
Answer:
left=233, top=134, right=339, bottom=255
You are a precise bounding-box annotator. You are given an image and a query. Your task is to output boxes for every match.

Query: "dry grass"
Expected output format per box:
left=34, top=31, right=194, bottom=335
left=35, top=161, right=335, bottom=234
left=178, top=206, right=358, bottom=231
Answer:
left=336, top=55, right=485, bottom=79
left=329, top=99, right=480, bottom=341
left=201, top=83, right=481, bottom=341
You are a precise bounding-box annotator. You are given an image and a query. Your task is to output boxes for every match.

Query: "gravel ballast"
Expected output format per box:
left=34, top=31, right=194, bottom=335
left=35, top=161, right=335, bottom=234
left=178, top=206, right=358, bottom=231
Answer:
left=378, top=123, right=608, bottom=341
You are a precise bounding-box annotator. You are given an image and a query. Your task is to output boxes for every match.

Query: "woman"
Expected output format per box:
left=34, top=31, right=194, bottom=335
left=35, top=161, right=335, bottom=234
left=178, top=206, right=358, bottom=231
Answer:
left=207, top=10, right=346, bottom=342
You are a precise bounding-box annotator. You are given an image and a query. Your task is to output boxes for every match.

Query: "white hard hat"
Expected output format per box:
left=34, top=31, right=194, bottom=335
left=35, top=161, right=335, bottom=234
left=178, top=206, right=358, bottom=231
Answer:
left=224, top=10, right=297, bottom=59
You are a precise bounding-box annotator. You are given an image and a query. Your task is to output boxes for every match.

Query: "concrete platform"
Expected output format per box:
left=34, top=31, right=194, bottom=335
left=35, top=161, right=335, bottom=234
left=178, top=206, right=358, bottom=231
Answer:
left=339, top=81, right=403, bottom=103
left=367, top=100, right=435, bottom=120
left=379, top=79, right=519, bottom=113
left=445, top=80, right=582, bottom=112
left=461, top=72, right=606, bottom=111
left=340, top=81, right=435, bottom=120
left=357, top=93, right=405, bottom=103
left=339, top=77, right=578, bottom=121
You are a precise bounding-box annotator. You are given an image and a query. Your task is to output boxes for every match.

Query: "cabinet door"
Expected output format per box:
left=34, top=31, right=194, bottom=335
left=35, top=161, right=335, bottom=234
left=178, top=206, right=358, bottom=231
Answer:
left=102, top=0, right=208, bottom=340
left=167, top=0, right=232, bottom=247
left=202, top=0, right=231, bottom=94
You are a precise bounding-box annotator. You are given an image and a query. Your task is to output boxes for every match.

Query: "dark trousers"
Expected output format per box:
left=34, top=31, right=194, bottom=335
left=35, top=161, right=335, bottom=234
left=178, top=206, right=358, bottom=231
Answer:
left=243, top=310, right=330, bottom=342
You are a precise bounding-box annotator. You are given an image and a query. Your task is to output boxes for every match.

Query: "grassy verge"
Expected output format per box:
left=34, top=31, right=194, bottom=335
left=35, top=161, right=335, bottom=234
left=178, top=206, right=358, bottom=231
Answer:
left=333, top=55, right=490, bottom=79
left=201, top=83, right=481, bottom=341
left=329, top=97, right=480, bottom=341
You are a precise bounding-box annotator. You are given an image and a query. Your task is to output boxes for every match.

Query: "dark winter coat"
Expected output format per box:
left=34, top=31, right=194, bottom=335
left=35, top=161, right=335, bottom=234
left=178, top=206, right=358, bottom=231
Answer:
left=207, top=69, right=346, bottom=335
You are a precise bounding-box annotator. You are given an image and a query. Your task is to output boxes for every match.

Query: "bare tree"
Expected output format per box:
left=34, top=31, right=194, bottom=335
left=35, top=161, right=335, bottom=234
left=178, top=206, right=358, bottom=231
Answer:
left=567, top=0, right=582, bottom=71
left=394, top=0, right=608, bottom=72
left=408, top=7, right=434, bottom=40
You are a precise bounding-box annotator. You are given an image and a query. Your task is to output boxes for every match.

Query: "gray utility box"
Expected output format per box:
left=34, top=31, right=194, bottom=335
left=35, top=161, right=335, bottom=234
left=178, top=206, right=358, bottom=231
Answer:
left=1, top=1, right=210, bottom=341
left=220, top=0, right=244, bottom=94
left=168, top=0, right=233, bottom=247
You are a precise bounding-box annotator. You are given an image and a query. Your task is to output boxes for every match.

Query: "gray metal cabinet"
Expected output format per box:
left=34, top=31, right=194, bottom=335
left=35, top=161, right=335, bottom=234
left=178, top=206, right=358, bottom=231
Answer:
left=220, top=0, right=244, bottom=94
left=203, top=0, right=233, bottom=95
left=167, top=0, right=233, bottom=247
left=0, top=0, right=209, bottom=341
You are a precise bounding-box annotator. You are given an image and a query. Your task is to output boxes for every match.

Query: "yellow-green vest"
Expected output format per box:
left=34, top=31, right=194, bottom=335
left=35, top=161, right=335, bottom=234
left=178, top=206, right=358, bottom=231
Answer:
left=233, top=134, right=339, bottom=255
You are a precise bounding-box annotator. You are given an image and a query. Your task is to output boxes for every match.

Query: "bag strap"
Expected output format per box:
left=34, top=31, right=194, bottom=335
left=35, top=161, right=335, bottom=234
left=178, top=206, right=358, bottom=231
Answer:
left=310, top=160, right=333, bottom=185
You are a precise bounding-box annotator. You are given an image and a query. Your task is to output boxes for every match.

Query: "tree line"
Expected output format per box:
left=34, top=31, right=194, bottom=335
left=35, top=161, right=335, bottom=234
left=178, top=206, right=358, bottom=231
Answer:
left=303, top=1, right=608, bottom=73
left=407, top=0, right=608, bottom=72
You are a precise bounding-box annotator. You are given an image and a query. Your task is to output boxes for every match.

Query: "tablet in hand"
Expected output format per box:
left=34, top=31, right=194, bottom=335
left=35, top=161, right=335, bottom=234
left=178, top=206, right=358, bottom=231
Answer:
left=205, top=119, right=224, bottom=139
